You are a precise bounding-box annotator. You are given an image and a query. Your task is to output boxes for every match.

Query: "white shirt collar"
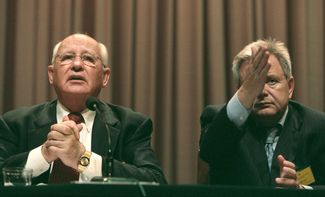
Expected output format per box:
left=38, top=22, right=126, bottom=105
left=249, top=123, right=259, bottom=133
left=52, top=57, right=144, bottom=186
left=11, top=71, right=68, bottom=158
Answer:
left=56, top=101, right=96, bottom=133
left=278, top=106, right=289, bottom=127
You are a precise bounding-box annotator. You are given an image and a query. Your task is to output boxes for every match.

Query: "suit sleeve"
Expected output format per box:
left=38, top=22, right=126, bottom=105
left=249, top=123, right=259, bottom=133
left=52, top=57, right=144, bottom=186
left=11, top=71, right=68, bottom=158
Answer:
left=0, top=116, right=29, bottom=184
left=199, top=104, right=245, bottom=164
left=0, top=115, right=29, bottom=167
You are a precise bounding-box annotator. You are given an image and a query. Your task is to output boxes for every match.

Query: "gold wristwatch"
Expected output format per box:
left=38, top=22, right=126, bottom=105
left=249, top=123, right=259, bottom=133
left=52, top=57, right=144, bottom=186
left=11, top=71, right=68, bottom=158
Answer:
left=78, top=151, right=92, bottom=172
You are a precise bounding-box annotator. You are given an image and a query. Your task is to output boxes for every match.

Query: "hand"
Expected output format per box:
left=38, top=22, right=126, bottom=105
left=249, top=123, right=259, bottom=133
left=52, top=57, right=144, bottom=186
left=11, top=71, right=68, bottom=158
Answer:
left=275, top=154, right=299, bottom=188
left=42, top=116, right=85, bottom=169
left=237, top=46, right=271, bottom=109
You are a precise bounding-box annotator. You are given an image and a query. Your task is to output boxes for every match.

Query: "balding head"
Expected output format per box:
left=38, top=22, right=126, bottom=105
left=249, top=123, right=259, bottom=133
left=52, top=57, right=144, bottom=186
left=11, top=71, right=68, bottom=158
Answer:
left=51, top=34, right=109, bottom=67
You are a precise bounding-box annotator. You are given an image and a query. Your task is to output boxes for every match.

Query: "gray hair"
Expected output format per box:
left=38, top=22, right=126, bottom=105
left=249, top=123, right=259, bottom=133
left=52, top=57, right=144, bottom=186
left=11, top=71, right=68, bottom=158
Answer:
left=232, top=38, right=292, bottom=87
left=51, top=36, right=109, bottom=67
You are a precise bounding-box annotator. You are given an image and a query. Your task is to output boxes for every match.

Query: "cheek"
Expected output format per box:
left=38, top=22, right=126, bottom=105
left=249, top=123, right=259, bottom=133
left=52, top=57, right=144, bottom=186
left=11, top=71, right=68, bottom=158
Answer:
left=89, top=71, right=104, bottom=85
left=52, top=70, right=69, bottom=85
left=270, top=89, right=290, bottom=107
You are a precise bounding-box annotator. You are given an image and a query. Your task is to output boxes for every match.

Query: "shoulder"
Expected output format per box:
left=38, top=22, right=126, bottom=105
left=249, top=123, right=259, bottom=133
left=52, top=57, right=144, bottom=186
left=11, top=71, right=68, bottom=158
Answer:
left=2, top=101, right=55, bottom=123
left=201, top=104, right=226, bottom=119
left=102, top=102, right=152, bottom=126
left=289, top=100, right=325, bottom=120
left=289, top=100, right=325, bottom=132
left=200, top=104, right=226, bottom=127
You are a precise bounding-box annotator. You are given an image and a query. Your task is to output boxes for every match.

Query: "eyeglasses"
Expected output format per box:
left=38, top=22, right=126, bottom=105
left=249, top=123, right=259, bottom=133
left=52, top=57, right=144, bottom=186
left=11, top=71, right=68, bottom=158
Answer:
left=55, top=52, right=102, bottom=67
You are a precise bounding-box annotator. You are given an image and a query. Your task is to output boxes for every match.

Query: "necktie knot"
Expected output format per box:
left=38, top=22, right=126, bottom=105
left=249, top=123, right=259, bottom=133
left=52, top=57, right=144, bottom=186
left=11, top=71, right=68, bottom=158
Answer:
left=68, top=112, right=84, bottom=124
left=265, top=127, right=279, bottom=144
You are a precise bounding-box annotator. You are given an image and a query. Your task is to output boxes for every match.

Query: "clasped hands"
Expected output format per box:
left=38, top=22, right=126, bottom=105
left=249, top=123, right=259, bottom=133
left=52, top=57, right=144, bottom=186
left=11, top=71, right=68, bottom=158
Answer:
left=41, top=115, right=85, bottom=170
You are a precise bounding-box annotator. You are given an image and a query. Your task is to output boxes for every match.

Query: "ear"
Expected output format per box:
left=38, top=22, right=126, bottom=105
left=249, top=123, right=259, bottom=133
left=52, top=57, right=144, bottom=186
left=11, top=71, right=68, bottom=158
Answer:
left=288, top=77, right=294, bottom=99
left=102, top=67, right=111, bottom=87
left=48, top=65, right=54, bottom=84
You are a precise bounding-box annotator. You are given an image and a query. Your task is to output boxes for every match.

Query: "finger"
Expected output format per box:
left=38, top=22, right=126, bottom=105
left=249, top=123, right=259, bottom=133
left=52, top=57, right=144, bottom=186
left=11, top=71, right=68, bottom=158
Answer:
left=45, top=137, right=68, bottom=148
left=46, top=135, right=79, bottom=153
left=249, top=47, right=261, bottom=67
left=75, top=124, right=84, bottom=140
left=251, top=47, right=267, bottom=69
left=62, top=115, right=70, bottom=122
left=50, top=123, right=74, bottom=135
left=60, top=120, right=83, bottom=139
left=278, top=155, right=296, bottom=172
left=47, top=130, right=65, bottom=141
left=252, top=62, right=270, bottom=85
left=255, top=52, right=270, bottom=75
left=253, top=50, right=270, bottom=75
left=275, top=177, right=298, bottom=188
left=281, top=166, right=297, bottom=179
left=51, top=121, right=80, bottom=136
left=282, top=160, right=296, bottom=170
left=277, top=155, right=297, bottom=179
left=250, top=46, right=259, bottom=57
left=46, top=145, right=64, bottom=155
left=277, top=154, right=285, bottom=169
left=62, top=116, right=82, bottom=140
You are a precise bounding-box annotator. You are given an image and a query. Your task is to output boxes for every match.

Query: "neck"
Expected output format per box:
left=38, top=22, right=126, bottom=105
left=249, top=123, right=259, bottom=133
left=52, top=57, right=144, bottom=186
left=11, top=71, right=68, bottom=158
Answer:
left=58, top=95, right=90, bottom=112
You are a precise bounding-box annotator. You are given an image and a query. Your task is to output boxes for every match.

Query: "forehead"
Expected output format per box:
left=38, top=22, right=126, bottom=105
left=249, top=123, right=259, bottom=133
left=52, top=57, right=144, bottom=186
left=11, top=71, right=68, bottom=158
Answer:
left=58, top=35, right=100, bottom=54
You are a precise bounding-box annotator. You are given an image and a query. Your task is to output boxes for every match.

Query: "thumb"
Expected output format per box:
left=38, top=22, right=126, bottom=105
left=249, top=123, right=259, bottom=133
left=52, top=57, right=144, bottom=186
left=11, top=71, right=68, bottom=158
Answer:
left=73, top=124, right=83, bottom=140
left=62, top=115, right=70, bottom=122
left=77, top=124, right=83, bottom=131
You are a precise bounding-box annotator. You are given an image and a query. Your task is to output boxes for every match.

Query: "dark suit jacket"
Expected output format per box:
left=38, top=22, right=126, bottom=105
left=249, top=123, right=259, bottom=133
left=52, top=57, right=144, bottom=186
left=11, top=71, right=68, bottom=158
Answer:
left=199, top=100, right=325, bottom=186
left=0, top=100, right=166, bottom=185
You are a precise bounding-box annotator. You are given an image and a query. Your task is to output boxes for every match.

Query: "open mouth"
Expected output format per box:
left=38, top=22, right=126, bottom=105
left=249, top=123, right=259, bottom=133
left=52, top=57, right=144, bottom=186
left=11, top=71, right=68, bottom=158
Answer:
left=69, top=75, right=85, bottom=81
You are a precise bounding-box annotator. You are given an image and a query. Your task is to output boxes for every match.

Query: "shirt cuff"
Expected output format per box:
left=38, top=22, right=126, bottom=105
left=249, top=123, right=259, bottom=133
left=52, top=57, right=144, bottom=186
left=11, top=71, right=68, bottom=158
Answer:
left=299, top=184, right=313, bottom=190
left=25, top=146, right=50, bottom=177
left=79, top=152, right=102, bottom=182
left=226, top=91, right=250, bottom=127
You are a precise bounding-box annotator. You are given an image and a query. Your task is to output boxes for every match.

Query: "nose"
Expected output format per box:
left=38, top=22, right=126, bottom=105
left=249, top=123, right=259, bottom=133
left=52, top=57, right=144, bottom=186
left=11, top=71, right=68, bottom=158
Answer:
left=257, top=84, right=269, bottom=99
left=71, top=57, right=84, bottom=71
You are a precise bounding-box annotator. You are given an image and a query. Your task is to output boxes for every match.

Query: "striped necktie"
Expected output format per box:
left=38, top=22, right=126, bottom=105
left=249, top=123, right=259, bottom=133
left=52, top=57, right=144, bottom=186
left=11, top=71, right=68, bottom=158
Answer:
left=265, top=126, right=279, bottom=171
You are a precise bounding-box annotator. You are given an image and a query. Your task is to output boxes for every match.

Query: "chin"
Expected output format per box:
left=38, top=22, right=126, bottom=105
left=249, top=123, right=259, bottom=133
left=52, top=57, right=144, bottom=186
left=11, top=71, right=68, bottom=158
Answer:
left=63, top=90, right=90, bottom=97
left=254, top=108, right=277, bottom=117
left=64, top=86, right=89, bottom=92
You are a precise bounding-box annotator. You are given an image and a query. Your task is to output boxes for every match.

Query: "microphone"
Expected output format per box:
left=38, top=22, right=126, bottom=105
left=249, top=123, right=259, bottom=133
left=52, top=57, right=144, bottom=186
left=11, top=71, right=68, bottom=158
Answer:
left=86, top=96, right=98, bottom=111
left=86, top=96, right=113, bottom=177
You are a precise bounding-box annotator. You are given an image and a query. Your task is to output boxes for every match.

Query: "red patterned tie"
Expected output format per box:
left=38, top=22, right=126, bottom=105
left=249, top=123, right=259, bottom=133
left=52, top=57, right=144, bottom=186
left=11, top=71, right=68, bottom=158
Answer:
left=68, top=112, right=85, bottom=124
left=48, top=112, right=84, bottom=184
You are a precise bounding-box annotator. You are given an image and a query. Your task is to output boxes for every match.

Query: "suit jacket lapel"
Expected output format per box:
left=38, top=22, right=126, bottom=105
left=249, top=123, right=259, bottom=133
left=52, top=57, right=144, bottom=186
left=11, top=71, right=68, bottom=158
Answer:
left=28, top=101, right=57, bottom=149
left=271, top=104, right=303, bottom=180
left=91, top=102, right=120, bottom=156
left=244, top=125, right=271, bottom=185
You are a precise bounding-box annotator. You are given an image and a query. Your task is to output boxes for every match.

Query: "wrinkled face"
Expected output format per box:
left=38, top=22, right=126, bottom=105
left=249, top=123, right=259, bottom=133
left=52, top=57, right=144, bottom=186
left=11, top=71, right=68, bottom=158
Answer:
left=48, top=35, right=110, bottom=99
left=240, top=55, right=294, bottom=120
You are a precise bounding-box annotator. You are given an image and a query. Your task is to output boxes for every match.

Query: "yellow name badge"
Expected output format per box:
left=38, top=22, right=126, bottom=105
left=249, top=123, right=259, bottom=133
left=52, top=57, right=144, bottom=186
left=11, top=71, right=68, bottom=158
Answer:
left=297, top=166, right=315, bottom=185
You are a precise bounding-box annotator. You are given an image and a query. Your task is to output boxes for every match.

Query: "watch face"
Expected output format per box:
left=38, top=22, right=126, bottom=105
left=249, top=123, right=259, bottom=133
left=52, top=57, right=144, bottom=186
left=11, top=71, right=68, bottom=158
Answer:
left=80, top=156, right=90, bottom=166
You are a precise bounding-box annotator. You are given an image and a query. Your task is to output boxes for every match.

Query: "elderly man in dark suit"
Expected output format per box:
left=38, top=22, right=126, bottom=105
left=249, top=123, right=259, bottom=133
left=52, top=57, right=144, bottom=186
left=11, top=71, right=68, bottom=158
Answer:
left=0, top=33, right=166, bottom=185
left=199, top=38, right=325, bottom=188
